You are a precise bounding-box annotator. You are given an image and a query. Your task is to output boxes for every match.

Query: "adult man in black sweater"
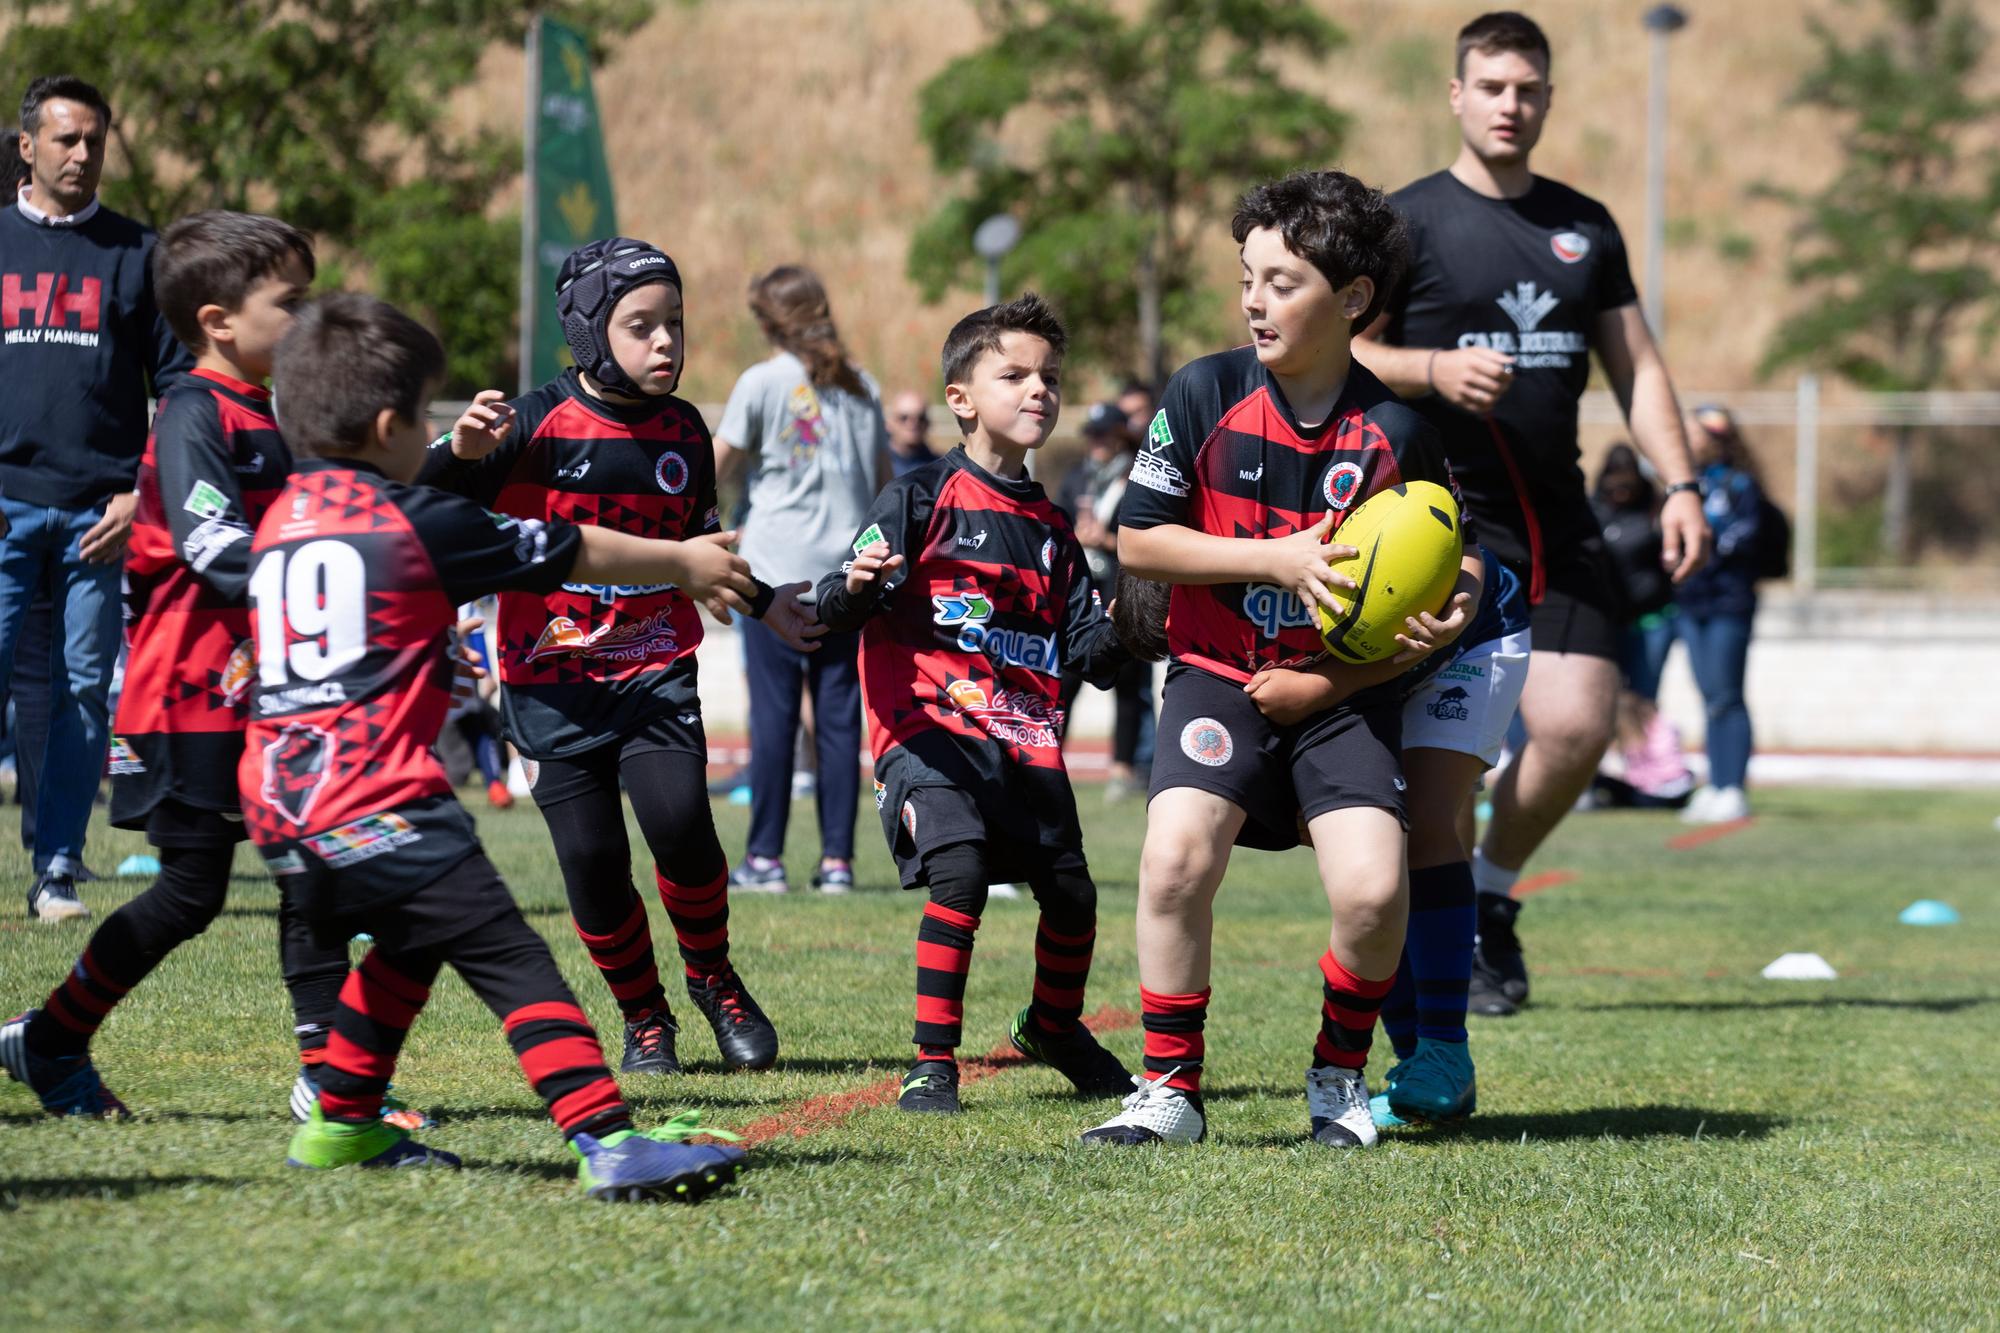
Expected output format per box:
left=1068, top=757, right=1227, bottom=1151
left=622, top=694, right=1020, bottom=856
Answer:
left=0, top=75, right=191, bottom=921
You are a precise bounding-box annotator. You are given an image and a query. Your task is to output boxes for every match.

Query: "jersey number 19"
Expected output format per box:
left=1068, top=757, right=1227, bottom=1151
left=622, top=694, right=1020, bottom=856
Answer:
left=249, top=542, right=367, bottom=686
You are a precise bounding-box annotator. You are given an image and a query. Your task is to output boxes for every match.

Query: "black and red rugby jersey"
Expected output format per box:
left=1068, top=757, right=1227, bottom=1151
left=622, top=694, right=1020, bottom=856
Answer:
left=238, top=459, right=581, bottom=911
left=417, top=369, right=722, bottom=758
left=1120, top=345, right=1464, bottom=684
left=814, top=446, right=1128, bottom=787
left=110, top=369, right=289, bottom=824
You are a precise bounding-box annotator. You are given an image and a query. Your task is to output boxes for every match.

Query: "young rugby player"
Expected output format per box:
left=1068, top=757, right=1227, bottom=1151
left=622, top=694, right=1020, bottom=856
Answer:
left=245, top=293, right=748, bottom=1198
left=1082, top=171, right=1479, bottom=1148
left=2, top=212, right=422, bottom=1127
left=813, top=295, right=1136, bottom=1114
left=421, top=238, right=820, bottom=1075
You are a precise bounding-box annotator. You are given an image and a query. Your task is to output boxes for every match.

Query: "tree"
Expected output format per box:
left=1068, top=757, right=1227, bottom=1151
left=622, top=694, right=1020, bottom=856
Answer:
left=1, top=0, right=649, bottom=392
left=1759, top=0, right=2000, bottom=564
left=907, top=0, right=1347, bottom=388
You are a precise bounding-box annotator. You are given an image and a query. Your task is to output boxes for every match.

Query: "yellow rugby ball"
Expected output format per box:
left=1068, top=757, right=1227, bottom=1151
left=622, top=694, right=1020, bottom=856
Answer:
left=1315, top=481, right=1463, bottom=664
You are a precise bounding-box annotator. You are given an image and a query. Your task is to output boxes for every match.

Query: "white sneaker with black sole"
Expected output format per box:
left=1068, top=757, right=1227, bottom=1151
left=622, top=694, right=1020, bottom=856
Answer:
left=1079, top=1069, right=1206, bottom=1145
left=26, top=872, right=88, bottom=923
left=1305, top=1064, right=1378, bottom=1148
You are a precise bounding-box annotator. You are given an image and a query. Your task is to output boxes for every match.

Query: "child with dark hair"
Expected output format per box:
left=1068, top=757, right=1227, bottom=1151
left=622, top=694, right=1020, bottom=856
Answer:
left=240, top=292, right=750, bottom=1197
left=813, top=293, right=1139, bottom=1114
left=1, top=212, right=420, bottom=1128
left=420, top=238, right=820, bottom=1076
left=1081, top=170, right=1480, bottom=1149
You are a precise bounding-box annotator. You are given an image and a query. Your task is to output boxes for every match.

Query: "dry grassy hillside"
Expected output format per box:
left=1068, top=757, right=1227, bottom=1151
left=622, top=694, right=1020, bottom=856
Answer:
left=463, top=0, right=1867, bottom=411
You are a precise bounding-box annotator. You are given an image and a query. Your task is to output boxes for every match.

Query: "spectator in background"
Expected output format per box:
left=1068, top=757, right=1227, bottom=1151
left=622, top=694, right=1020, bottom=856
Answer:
left=1117, top=380, right=1155, bottom=444
left=1592, top=444, right=1674, bottom=701
left=1055, top=402, right=1153, bottom=801
left=885, top=389, right=937, bottom=479
left=716, top=265, right=888, bottom=894
left=1, top=77, right=192, bottom=920
left=1590, top=443, right=1692, bottom=808
left=0, top=124, right=61, bottom=853
left=1676, top=405, right=1769, bottom=825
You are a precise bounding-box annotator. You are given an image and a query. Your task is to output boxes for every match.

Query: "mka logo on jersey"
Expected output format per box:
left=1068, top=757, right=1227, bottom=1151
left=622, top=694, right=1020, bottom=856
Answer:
left=931, top=588, right=1060, bottom=675
left=1454, top=280, right=1587, bottom=370
left=2, top=272, right=103, bottom=347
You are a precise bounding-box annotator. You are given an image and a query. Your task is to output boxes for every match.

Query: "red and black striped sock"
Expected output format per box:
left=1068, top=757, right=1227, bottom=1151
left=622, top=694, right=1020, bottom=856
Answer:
left=1027, top=917, right=1094, bottom=1037
left=1311, top=950, right=1396, bottom=1071
left=502, top=1000, right=632, bottom=1141
left=317, top=950, right=436, bottom=1123
left=1140, top=986, right=1209, bottom=1095
left=25, top=844, right=233, bottom=1058
left=913, top=902, right=980, bottom=1062
left=570, top=894, right=669, bottom=1022
left=654, top=867, right=730, bottom=983
left=31, top=946, right=137, bottom=1057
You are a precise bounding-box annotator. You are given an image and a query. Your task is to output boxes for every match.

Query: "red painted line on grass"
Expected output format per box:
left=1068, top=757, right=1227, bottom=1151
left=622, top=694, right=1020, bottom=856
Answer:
left=1512, top=870, right=1577, bottom=897
left=736, top=1005, right=1140, bottom=1147
left=1666, top=817, right=1756, bottom=851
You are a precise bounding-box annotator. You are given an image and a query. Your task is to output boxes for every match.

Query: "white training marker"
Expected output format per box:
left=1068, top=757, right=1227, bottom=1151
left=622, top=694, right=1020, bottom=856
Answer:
left=1761, top=952, right=1837, bottom=980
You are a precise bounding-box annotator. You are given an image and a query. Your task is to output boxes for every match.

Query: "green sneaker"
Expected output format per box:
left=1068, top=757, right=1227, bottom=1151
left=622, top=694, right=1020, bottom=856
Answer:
left=1382, top=1038, right=1477, bottom=1124
left=285, top=1104, right=460, bottom=1170
left=1008, top=1006, right=1133, bottom=1096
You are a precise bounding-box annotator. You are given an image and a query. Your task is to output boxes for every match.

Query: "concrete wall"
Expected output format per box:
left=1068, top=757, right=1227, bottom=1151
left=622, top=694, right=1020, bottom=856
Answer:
left=693, top=590, right=2000, bottom=757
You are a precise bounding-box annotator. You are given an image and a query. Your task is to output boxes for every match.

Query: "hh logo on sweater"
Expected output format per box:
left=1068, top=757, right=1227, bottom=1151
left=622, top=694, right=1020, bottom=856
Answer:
left=2, top=272, right=103, bottom=346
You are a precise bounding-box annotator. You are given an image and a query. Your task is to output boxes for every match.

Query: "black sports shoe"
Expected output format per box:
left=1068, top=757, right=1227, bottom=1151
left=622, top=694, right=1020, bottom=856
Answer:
left=1008, top=1006, right=1132, bottom=1096
left=1473, top=892, right=1528, bottom=1013
left=686, top=972, right=778, bottom=1071
left=1467, top=955, right=1519, bottom=1018
left=621, top=1009, right=682, bottom=1075
left=898, top=1059, right=961, bottom=1114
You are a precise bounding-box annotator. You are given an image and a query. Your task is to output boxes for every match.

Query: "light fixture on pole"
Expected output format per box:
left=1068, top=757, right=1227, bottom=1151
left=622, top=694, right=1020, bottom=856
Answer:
left=973, top=214, right=1022, bottom=306
left=1641, top=3, right=1688, bottom=338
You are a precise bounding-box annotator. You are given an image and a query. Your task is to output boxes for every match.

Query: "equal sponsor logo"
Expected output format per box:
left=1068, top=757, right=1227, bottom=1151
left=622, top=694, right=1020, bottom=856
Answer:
left=304, top=812, right=423, bottom=869
left=1180, top=717, right=1233, bottom=767
left=654, top=451, right=689, bottom=494
left=527, top=610, right=680, bottom=664
left=944, top=679, right=1063, bottom=749
left=1242, top=583, right=1319, bottom=638
left=1323, top=461, right=1365, bottom=510
left=931, top=589, right=1060, bottom=675
left=1424, top=685, right=1471, bottom=722
left=107, top=736, right=145, bottom=775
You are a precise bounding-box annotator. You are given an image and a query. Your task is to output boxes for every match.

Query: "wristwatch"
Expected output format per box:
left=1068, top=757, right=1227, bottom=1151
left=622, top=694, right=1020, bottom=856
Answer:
left=1663, top=480, right=1701, bottom=500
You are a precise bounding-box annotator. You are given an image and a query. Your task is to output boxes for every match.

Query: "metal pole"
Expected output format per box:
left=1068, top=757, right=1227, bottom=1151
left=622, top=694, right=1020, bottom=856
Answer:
left=1641, top=5, right=1687, bottom=338
left=1794, top=374, right=1819, bottom=594
left=984, top=256, right=1001, bottom=307
left=517, top=14, right=542, bottom=396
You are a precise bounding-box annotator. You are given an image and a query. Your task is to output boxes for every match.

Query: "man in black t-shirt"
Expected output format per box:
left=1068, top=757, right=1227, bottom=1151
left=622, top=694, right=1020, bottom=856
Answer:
left=1354, top=12, right=1710, bottom=1016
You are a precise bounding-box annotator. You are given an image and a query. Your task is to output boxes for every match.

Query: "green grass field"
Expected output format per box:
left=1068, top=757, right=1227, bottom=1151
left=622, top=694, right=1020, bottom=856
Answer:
left=3, top=785, right=1996, bottom=1329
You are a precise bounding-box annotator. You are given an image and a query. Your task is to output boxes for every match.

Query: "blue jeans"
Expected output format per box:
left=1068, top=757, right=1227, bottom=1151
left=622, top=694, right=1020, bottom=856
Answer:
left=1618, top=610, right=1678, bottom=702
left=742, top=618, right=860, bottom=864
left=1677, top=610, right=1755, bottom=790
left=0, top=496, right=124, bottom=875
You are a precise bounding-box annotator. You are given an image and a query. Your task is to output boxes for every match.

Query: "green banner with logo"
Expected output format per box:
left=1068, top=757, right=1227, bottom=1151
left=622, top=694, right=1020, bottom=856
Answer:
left=521, top=14, right=617, bottom=390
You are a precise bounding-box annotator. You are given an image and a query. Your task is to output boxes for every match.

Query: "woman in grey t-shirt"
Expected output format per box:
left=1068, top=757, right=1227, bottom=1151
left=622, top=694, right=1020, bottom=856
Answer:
left=715, top=265, right=889, bottom=894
